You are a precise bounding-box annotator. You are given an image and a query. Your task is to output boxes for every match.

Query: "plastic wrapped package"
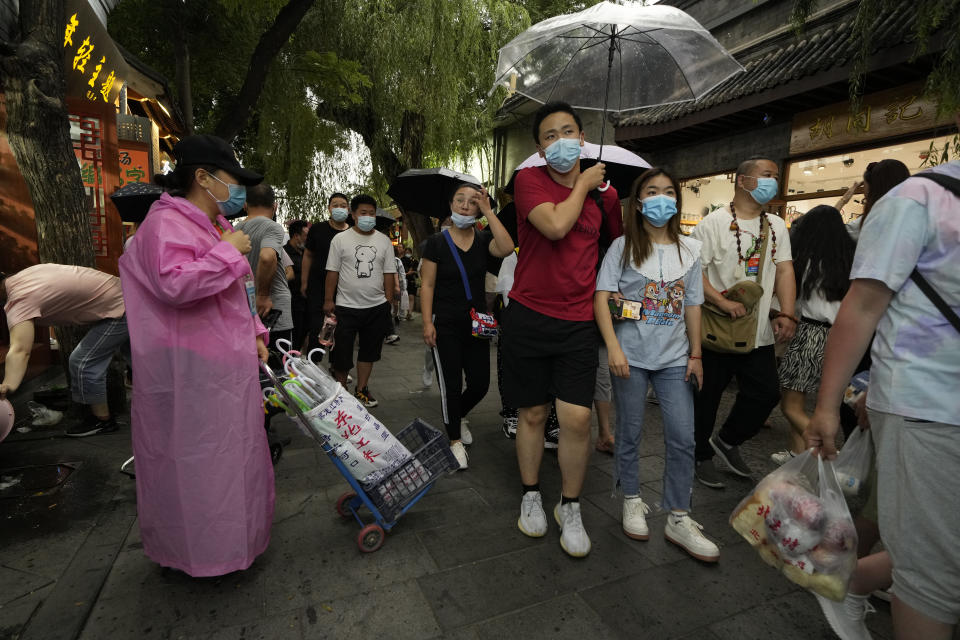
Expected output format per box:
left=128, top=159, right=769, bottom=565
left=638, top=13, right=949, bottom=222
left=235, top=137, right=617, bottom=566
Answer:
left=834, top=427, right=873, bottom=497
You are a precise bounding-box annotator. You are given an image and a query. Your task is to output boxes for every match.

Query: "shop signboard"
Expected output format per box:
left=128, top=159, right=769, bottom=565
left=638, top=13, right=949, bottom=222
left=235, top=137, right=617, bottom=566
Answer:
left=62, top=0, right=129, bottom=105
left=790, top=84, right=954, bottom=156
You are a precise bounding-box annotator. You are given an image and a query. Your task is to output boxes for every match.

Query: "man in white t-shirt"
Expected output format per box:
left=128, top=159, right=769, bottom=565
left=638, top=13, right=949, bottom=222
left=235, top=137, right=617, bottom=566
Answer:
left=691, top=157, right=796, bottom=488
left=323, top=194, right=397, bottom=408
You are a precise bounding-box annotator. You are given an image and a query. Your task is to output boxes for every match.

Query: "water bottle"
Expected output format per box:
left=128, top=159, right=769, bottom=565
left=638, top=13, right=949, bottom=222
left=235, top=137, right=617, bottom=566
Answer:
left=836, top=471, right=861, bottom=496
left=318, top=314, right=337, bottom=349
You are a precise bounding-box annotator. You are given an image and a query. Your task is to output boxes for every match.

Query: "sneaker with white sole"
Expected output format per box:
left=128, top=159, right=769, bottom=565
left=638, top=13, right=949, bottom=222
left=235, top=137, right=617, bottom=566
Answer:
left=622, top=496, right=651, bottom=540
left=544, top=426, right=559, bottom=450
left=695, top=459, right=726, bottom=489
left=770, top=450, right=797, bottom=466
left=460, top=419, right=473, bottom=445
left=709, top=434, right=753, bottom=477
left=385, top=334, right=400, bottom=345
left=502, top=416, right=517, bottom=439
left=665, top=512, right=720, bottom=562
left=814, top=592, right=874, bottom=640
left=450, top=441, right=468, bottom=470
left=554, top=501, right=591, bottom=557
left=518, top=491, right=547, bottom=537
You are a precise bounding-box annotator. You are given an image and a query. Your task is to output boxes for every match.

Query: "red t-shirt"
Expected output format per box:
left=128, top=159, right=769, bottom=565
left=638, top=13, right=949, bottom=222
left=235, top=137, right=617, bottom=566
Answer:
left=510, top=166, right=623, bottom=321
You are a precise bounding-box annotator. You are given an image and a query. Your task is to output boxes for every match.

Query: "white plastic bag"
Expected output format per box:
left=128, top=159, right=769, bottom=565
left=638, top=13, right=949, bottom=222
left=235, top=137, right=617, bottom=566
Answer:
left=730, top=450, right=858, bottom=601
left=834, top=427, right=873, bottom=497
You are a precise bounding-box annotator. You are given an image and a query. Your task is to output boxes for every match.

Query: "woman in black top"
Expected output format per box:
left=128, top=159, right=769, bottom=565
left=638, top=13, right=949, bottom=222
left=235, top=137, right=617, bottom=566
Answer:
left=420, top=183, right=513, bottom=469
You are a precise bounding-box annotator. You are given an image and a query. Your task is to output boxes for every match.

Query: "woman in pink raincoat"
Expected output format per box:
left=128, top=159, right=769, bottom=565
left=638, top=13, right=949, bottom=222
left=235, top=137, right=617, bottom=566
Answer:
left=119, top=135, right=274, bottom=577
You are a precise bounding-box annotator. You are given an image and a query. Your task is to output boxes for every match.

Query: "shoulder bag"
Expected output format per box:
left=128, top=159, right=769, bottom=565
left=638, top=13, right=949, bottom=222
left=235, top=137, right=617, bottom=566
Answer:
left=442, top=229, right=499, bottom=339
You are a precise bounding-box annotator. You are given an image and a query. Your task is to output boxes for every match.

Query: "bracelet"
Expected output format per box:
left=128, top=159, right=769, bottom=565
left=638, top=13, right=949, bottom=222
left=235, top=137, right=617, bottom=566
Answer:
left=775, top=312, right=798, bottom=324
left=688, top=355, right=702, bottom=360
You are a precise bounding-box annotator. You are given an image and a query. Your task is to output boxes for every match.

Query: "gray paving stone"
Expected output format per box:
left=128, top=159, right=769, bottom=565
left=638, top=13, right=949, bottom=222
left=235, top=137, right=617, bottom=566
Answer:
left=0, top=565, right=53, bottom=606
left=578, top=542, right=801, bottom=637
left=173, top=608, right=305, bottom=640
left=473, top=593, right=622, bottom=640
left=0, top=585, right=51, bottom=640
left=300, top=579, right=441, bottom=640
left=708, top=591, right=840, bottom=640
left=417, top=526, right=653, bottom=630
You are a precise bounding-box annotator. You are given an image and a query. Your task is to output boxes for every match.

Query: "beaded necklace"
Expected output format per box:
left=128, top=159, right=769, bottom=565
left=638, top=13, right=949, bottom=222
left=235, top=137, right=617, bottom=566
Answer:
left=729, top=203, right=777, bottom=264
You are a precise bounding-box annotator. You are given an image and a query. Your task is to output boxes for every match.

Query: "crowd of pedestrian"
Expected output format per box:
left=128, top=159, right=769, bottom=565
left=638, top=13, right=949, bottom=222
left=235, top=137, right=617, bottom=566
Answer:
left=2, top=101, right=958, bottom=640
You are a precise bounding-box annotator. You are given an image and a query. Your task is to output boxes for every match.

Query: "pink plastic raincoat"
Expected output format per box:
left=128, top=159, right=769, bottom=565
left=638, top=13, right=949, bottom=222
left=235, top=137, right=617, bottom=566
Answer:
left=118, top=193, right=274, bottom=577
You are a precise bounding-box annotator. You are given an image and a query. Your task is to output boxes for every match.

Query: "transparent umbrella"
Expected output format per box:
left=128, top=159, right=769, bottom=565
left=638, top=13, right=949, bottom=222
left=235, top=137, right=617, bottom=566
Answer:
left=492, top=1, right=743, bottom=158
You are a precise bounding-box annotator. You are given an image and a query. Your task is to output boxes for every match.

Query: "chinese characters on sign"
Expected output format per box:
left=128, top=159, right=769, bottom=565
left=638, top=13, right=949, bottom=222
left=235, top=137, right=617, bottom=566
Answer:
left=61, top=1, right=128, bottom=105
left=118, top=148, right=150, bottom=186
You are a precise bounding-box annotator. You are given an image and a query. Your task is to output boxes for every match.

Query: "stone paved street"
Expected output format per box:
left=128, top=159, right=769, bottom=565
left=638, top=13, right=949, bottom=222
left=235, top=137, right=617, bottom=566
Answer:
left=1, top=314, right=906, bottom=640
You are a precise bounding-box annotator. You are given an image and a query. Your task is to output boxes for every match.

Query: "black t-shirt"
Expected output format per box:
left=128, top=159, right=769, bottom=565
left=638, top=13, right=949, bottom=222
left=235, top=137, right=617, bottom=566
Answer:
left=401, top=255, right=417, bottom=288
left=284, top=242, right=304, bottom=297
left=422, top=229, right=492, bottom=325
left=304, top=221, right=347, bottom=294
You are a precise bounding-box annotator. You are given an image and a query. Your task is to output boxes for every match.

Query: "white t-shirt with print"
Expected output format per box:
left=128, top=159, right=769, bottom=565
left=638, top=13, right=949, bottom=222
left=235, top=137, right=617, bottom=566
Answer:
left=692, top=206, right=792, bottom=348
left=325, top=228, right=397, bottom=309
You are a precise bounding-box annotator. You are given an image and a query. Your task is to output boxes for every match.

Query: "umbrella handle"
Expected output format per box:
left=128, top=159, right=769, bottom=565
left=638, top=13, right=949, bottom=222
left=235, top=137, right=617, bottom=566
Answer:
left=598, top=180, right=611, bottom=192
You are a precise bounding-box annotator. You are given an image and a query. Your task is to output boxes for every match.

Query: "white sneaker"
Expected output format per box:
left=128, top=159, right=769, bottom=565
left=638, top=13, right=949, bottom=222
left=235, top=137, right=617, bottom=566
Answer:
left=450, top=441, right=468, bottom=470
left=814, top=592, right=874, bottom=640
left=518, top=491, right=547, bottom=538
left=460, top=419, right=473, bottom=445
left=665, top=512, right=720, bottom=562
left=554, top=502, right=592, bottom=557
left=422, top=368, right=433, bottom=388
left=622, top=496, right=651, bottom=540
left=385, top=334, right=400, bottom=345
left=770, top=450, right=797, bottom=466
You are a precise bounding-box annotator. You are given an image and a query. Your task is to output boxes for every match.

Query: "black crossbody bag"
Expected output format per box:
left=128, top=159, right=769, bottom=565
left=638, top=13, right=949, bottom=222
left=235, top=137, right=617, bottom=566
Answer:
left=908, top=173, right=960, bottom=334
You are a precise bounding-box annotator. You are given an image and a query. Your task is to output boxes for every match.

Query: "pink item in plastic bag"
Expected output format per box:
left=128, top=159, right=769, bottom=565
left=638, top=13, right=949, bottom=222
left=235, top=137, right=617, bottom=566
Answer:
left=119, top=193, right=274, bottom=577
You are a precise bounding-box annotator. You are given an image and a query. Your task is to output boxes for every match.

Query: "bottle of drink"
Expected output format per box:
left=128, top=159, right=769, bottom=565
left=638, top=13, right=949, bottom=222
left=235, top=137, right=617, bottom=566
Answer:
left=318, top=314, right=337, bottom=349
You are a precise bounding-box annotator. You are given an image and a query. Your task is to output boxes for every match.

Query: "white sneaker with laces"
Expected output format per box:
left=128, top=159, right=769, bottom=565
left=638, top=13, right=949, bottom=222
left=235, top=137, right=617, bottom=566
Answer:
left=554, top=501, right=592, bottom=557
left=622, top=496, right=651, bottom=540
left=460, top=419, right=473, bottom=445
left=814, top=592, right=874, bottom=640
left=450, top=441, right=468, bottom=470
left=770, top=450, right=797, bottom=466
left=665, top=512, right=720, bottom=562
left=518, top=491, right=547, bottom=537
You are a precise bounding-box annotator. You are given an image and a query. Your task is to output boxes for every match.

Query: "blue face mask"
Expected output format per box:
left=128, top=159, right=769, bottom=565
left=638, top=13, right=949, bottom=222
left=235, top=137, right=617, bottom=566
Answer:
left=330, top=207, right=348, bottom=222
left=356, top=215, right=376, bottom=232
left=543, top=137, right=581, bottom=174
left=206, top=173, right=246, bottom=216
left=640, top=195, right=678, bottom=228
left=748, top=177, right=778, bottom=205
left=450, top=212, right=476, bottom=229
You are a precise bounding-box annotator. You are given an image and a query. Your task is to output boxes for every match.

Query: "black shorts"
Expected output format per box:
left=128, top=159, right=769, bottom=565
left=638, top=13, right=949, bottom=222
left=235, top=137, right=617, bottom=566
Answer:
left=330, top=302, right=392, bottom=372
left=501, top=301, right=598, bottom=408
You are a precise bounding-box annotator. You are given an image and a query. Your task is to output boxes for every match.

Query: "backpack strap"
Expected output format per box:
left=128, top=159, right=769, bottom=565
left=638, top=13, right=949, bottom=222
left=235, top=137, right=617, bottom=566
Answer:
left=906, top=172, right=960, bottom=333
left=442, top=229, right=474, bottom=304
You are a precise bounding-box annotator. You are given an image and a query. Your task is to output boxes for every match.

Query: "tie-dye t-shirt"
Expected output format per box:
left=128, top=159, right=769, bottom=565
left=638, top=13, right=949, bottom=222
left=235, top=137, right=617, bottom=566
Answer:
left=851, top=161, right=960, bottom=426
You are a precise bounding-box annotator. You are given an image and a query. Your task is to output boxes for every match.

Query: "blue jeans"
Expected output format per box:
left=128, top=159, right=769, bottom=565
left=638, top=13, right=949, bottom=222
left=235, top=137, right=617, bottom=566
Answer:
left=612, top=365, right=695, bottom=511
left=68, top=316, right=129, bottom=405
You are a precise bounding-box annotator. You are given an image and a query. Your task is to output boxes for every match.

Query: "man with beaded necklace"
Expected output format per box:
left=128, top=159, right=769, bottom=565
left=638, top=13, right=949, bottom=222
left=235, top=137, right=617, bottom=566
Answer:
left=691, top=157, right=797, bottom=488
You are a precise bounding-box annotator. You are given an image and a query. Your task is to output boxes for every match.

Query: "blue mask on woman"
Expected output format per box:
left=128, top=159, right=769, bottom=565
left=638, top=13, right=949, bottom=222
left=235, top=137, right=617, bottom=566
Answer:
left=330, top=207, right=349, bottom=222
left=450, top=212, right=476, bottom=229
left=356, top=215, right=376, bottom=232
left=640, top=195, right=677, bottom=227
left=205, top=173, right=246, bottom=216
left=748, top=177, right=778, bottom=205
left=543, top=137, right=581, bottom=174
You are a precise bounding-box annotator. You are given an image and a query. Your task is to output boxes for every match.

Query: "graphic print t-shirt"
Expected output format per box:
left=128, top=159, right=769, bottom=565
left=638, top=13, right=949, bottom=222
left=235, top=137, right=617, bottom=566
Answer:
left=325, top=227, right=397, bottom=309
left=596, top=235, right=704, bottom=370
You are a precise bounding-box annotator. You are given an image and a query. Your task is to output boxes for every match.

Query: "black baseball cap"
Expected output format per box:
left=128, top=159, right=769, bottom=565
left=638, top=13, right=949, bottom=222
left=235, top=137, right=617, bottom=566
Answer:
left=172, top=134, right=263, bottom=186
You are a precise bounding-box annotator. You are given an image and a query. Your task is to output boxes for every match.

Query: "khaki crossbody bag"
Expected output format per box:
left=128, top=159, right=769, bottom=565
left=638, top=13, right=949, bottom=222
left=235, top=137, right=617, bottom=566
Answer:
left=701, top=215, right=769, bottom=353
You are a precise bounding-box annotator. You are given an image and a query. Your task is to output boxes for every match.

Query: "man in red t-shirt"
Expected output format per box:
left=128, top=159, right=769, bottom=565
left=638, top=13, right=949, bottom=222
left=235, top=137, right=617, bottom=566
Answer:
left=504, top=102, right=623, bottom=558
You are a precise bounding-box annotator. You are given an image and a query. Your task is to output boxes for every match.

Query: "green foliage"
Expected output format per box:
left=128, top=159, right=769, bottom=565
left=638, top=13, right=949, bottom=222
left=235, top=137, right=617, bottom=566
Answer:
left=791, top=0, right=960, bottom=117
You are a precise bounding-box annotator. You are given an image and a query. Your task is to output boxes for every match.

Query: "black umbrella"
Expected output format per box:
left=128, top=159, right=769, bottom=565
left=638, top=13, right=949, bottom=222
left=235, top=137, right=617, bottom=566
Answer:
left=387, top=168, right=482, bottom=220
left=503, top=142, right=651, bottom=196
left=374, top=208, right=397, bottom=233
left=110, top=182, right=163, bottom=224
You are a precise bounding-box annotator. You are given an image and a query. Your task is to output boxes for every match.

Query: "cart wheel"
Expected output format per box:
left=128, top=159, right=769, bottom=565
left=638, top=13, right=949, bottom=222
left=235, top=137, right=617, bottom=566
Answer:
left=357, top=524, right=385, bottom=553
left=336, top=492, right=357, bottom=518
left=270, top=442, right=283, bottom=465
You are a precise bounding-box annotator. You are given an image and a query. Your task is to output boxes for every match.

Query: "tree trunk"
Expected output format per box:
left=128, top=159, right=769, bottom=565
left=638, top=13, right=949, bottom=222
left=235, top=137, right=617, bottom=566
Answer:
left=1, top=0, right=97, bottom=381
left=168, top=0, right=194, bottom=135
left=398, top=110, right=432, bottom=255
left=213, top=0, right=316, bottom=141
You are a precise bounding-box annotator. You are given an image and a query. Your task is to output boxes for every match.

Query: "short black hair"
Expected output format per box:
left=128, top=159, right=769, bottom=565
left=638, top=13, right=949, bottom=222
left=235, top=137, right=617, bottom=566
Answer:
left=448, top=181, right=481, bottom=203
left=288, top=220, right=308, bottom=237
left=735, top=156, right=777, bottom=183
left=532, top=101, right=583, bottom=143
left=328, top=192, right=349, bottom=206
left=350, top=194, right=377, bottom=211
left=246, top=183, right=276, bottom=208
